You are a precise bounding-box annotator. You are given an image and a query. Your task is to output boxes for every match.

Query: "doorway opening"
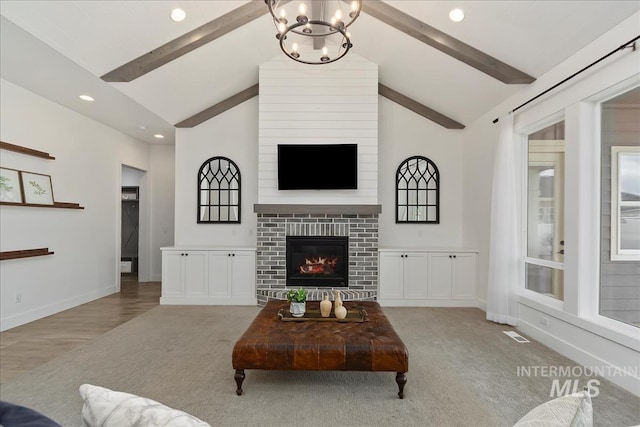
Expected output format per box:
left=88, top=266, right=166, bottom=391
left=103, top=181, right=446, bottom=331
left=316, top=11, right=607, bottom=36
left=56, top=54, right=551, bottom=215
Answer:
left=121, top=186, right=139, bottom=278
left=120, top=165, right=146, bottom=282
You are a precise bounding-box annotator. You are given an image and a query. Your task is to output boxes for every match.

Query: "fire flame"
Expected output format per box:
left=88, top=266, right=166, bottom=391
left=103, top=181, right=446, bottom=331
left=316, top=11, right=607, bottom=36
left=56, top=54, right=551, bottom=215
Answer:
left=299, top=256, right=338, bottom=274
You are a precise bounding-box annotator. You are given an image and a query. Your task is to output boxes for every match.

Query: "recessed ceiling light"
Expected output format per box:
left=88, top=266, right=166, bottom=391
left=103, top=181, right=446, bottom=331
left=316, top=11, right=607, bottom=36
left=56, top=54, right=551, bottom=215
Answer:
left=79, top=94, right=94, bottom=102
left=449, top=8, right=465, bottom=22
left=170, top=8, right=186, bottom=22
left=154, top=134, right=165, bottom=139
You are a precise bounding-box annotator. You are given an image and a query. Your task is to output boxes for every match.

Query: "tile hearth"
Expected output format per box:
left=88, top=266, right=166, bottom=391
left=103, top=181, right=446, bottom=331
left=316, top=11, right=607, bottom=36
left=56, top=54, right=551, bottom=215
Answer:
left=259, top=289, right=376, bottom=302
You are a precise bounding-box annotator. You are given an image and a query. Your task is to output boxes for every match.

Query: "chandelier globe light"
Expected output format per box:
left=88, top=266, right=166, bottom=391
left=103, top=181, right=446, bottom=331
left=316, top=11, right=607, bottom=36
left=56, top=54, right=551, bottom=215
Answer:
left=265, top=0, right=362, bottom=65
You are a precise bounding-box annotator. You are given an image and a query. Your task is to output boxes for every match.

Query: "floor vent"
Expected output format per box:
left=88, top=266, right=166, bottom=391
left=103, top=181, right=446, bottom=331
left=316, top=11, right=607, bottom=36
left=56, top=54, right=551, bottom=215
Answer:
left=503, top=331, right=530, bottom=343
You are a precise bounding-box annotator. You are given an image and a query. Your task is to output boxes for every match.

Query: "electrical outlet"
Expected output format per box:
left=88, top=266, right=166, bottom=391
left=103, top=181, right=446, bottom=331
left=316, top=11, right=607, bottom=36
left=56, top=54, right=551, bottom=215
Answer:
left=540, top=316, right=549, bottom=326
left=15, top=293, right=22, bottom=304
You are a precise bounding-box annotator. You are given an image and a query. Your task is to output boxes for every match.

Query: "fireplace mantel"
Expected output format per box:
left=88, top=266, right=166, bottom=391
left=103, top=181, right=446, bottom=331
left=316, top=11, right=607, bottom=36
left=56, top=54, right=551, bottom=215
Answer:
left=254, top=204, right=382, bottom=215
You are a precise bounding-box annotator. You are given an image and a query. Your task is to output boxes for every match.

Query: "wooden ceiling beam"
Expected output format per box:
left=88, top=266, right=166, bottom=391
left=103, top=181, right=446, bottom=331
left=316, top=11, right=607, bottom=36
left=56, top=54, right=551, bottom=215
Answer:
left=101, top=0, right=269, bottom=82
left=175, top=84, right=259, bottom=128
left=176, top=83, right=462, bottom=129
left=361, top=1, right=536, bottom=84
left=379, top=84, right=465, bottom=129
left=101, top=0, right=534, bottom=87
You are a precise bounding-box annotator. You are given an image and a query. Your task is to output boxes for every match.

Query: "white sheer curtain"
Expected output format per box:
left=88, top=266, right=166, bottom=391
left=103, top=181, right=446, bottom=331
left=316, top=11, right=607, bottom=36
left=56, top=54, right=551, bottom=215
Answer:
left=486, top=114, right=520, bottom=326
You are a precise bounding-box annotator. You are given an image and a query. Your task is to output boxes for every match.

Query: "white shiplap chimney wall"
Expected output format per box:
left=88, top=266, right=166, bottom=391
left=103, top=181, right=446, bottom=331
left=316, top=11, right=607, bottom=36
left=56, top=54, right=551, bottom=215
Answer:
left=258, top=54, right=378, bottom=205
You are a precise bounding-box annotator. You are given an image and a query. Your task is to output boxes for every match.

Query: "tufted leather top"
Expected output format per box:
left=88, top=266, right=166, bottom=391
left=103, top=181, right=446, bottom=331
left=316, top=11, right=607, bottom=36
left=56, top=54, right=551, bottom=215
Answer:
left=232, top=301, right=408, bottom=372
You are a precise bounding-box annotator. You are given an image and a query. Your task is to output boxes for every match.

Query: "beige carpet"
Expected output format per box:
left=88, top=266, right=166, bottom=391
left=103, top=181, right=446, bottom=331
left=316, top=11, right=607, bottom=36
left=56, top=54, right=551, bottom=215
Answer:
left=0, top=305, right=638, bottom=426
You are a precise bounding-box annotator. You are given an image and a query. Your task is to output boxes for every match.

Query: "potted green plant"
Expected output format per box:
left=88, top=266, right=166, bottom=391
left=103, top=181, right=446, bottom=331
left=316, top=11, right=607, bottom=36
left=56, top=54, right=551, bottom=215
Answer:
left=286, top=288, right=308, bottom=318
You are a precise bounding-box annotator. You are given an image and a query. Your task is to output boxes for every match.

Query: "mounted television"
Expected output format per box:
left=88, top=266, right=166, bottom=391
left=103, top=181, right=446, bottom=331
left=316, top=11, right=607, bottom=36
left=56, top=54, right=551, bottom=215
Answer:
left=277, top=144, right=358, bottom=190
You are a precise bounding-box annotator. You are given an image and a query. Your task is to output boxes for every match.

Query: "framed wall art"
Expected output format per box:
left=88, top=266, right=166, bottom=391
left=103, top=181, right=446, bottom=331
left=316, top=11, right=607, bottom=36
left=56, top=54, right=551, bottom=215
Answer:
left=21, top=171, right=54, bottom=205
left=0, top=167, right=23, bottom=203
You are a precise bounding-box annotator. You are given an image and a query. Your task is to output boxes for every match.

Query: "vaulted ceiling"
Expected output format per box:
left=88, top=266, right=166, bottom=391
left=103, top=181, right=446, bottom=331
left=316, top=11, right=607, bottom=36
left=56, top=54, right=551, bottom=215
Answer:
left=1, top=1, right=638, bottom=145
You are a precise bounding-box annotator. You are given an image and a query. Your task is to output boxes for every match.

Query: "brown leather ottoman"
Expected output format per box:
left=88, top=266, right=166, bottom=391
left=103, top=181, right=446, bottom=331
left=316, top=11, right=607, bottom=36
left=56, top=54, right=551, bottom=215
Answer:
left=232, top=300, right=409, bottom=398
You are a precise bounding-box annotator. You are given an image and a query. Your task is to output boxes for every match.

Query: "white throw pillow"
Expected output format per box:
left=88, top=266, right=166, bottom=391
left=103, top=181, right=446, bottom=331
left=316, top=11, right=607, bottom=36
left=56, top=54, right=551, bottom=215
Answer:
left=513, top=389, right=593, bottom=427
left=79, top=384, right=211, bottom=427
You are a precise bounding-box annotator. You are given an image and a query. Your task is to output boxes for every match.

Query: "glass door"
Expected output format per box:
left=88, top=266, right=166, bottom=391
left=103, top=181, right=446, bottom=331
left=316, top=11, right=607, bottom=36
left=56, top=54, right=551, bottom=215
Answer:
left=525, top=121, right=565, bottom=300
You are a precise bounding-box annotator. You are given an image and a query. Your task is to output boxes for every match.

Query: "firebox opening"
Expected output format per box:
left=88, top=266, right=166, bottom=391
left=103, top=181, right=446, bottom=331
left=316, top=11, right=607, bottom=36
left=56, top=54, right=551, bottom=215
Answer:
left=285, top=236, right=348, bottom=287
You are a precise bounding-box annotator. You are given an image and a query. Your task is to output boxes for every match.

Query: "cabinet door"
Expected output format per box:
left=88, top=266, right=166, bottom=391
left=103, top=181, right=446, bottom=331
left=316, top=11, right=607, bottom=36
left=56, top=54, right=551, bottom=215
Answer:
left=231, top=251, right=256, bottom=298
left=427, top=253, right=453, bottom=299
left=451, top=253, right=477, bottom=299
left=379, top=252, right=405, bottom=299
left=184, top=251, right=209, bottom=297
left=162, top=251, right=185, bottom=297
left=209, top=252, right=232, bottom=297
left=403, top=253, right=428, bottom=299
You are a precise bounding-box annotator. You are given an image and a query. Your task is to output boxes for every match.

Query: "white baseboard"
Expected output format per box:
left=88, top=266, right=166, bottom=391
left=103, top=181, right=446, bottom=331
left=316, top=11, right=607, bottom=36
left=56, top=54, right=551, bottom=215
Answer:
left=0, top=285, right=118, bottom=331
left=476, top=299, right=487, bottom=312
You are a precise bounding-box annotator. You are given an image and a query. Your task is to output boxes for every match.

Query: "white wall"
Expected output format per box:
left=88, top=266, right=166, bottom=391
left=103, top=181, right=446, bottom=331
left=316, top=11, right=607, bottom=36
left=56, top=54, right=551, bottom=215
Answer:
left=378, top=97, right=465, bottom=248
left=122, top=165, right=144, bottom=186
left=149, top=145, right=175, bottom=281
left=0, top=78, right=166, bottom=330
left=174, top=57, right=466, bottom=251
left=258, top=54, right=378, bottom=205
left=178, top=60, right=448, bottom=250
left=174, top=99, right=258, bottom=247
left=462, top=13, right=640, bottom=395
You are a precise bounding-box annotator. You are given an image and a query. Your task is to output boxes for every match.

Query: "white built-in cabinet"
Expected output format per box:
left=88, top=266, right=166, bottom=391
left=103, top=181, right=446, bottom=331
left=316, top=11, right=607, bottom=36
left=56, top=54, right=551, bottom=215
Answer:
left=160, top=247, right=256, bottom=305
left=378, top=249, right=478, bottom=307
left=428, top=252, right=477, bottom=300
left=208, top=251, right=256, bottom=301
left=162, top=250, right=209, bottom=298
left=378, top=252, right=428, bottom=300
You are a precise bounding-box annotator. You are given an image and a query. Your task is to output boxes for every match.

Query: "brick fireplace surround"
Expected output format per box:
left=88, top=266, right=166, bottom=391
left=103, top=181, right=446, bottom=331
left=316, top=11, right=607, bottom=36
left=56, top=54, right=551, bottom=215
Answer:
left=255, top=205, right=381, bottom=305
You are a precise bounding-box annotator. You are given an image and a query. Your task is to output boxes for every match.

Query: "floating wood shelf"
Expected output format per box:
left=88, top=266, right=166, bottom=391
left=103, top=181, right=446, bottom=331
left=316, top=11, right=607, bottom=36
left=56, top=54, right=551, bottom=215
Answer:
left=1, top=248, right=54, bottom=261
left=0, top=201, right=84, bottom=209
left=0, top=141, right=55, bottom=160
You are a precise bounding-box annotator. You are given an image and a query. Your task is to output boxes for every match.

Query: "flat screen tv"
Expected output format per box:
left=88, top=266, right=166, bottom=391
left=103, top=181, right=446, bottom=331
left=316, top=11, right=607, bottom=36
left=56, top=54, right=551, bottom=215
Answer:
left=278, top=144, right=358, bottom=190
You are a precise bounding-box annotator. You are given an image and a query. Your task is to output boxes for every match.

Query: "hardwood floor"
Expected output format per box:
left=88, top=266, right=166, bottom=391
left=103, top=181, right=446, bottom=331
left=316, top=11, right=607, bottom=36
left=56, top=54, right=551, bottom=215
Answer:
left=0, top=276, right=160, bottom=384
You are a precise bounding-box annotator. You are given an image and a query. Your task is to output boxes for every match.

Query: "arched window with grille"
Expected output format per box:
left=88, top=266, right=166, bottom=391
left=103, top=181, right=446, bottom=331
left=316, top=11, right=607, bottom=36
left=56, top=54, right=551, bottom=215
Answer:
left=198, top=156, right=241, bottom=223
left=396, top=156, right=439, bottom=224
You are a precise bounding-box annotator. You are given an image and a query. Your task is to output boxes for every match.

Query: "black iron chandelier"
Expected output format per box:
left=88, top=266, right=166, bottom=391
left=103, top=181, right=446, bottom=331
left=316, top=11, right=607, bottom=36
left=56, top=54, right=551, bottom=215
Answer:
left=265, top=0, right=362, bottom=65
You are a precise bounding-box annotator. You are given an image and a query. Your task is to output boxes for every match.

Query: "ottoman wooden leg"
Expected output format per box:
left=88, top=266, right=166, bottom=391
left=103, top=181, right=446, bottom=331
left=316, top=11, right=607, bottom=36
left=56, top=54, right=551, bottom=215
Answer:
left=234, top=369, right=245, bottom=396
left=396, top=372, right=407, bottom=399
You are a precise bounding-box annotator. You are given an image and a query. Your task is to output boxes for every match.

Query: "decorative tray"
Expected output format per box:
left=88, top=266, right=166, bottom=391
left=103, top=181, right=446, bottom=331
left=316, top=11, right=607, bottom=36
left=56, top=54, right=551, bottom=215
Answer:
left=277, top=308, right=369, bottom=322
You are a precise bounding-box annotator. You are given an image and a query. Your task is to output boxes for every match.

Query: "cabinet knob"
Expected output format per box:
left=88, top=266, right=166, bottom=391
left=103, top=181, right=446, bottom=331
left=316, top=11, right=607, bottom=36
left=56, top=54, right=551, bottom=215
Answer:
left=449, top=255, right=452, bottom=258
left=232, top=253, right=235, bottom=257
left=453, top=255, right=456, bottom=258
left=228, top=253, right=231, bottom=257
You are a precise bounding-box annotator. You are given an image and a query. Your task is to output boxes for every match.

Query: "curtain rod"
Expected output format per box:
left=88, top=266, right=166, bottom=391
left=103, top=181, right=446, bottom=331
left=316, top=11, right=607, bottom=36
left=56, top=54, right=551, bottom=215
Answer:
left=492, top=35, right=639, bottom=124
